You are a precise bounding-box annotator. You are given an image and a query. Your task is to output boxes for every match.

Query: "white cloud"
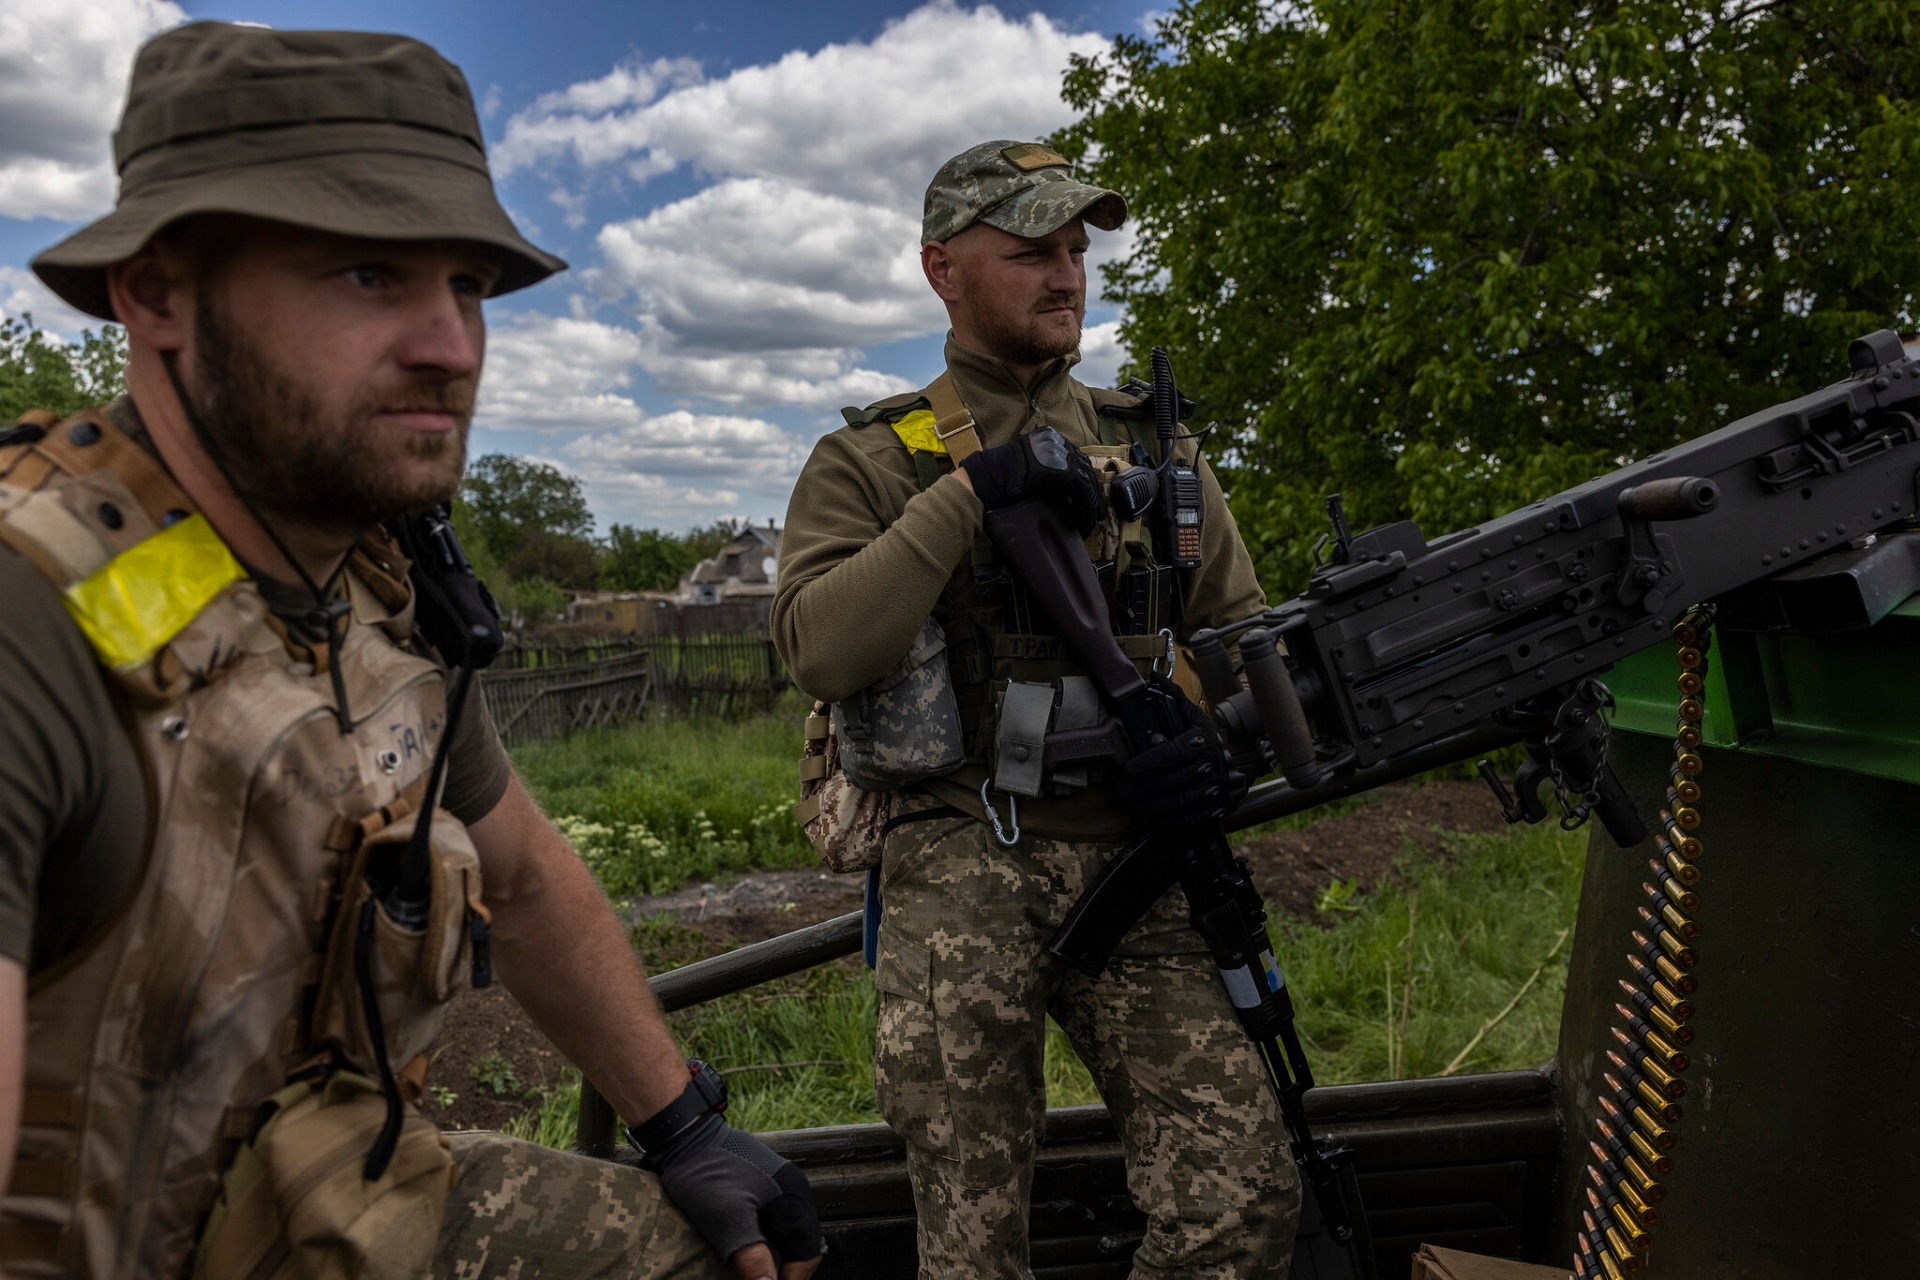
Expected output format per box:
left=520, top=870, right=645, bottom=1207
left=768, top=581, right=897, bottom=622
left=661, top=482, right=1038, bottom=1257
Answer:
left=495, top=1, right=1114, bottom=407
left=564, top=409, right=806, bottom=487
left=1077, top=320, right=1126, bottom=389
left=478, top=311, right=647, bottom=431
left=0, top=0, right=186, bottom=220
left=475, top=310, right=811, bottom=525
left=597, top=180, right=935, bottom=349
left=0, top=265, right=99, bottom=338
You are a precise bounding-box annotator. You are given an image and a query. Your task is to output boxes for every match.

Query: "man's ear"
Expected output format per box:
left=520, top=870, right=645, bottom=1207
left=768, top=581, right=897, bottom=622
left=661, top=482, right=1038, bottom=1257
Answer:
left=921, top=239, right=962, bottom=304
left=105, top=240, right=193, bottom=354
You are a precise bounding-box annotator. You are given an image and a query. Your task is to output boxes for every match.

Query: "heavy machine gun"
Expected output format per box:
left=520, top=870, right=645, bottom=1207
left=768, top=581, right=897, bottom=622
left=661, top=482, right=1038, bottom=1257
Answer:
left=989, top=327, right=1920, bottom=1278
left=1186, top=327, right=1920, bottom=846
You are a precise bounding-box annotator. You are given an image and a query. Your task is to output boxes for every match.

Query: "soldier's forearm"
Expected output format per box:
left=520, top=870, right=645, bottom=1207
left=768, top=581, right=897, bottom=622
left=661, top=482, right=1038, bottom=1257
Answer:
left=466, top=776, right=689, bottom=1126
left=776, top=473, right=980, bottom=702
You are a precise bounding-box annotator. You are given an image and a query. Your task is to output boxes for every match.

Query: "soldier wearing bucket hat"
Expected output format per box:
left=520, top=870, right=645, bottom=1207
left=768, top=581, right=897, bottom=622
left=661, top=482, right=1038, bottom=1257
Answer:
left=774, top=141, right=1300, bottom=1278
left=0, top=22, right=819, bottom=1280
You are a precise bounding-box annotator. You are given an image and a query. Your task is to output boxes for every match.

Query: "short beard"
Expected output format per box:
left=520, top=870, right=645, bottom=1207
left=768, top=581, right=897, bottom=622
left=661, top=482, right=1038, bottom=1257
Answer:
left=972, top=293, right=1084, bottom=369
left=188, top=292, right=473, bottom=540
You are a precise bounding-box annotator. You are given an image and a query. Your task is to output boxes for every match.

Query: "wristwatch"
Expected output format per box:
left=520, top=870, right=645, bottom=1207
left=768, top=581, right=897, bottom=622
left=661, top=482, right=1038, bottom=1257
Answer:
left=626, top=1059, right=728, bottom=1155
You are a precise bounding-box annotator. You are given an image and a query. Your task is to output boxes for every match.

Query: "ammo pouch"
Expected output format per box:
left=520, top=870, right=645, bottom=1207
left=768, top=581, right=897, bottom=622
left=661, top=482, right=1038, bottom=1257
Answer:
left=831, top=617, right=965, bottom=791
left=990, top=675, right=1132, bottom=798
left=312, top=805, right=488, bottom=1077
left=190, top=1071, right=452, bottom=1280
left=795, top=702, right=891, bottom=874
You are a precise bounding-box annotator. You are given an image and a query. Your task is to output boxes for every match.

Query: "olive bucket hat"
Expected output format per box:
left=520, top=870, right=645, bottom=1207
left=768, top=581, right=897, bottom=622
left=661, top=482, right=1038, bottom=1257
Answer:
left=33, top=22, right=566, bottom=321
left=921, top=140, right=1126, bottom=246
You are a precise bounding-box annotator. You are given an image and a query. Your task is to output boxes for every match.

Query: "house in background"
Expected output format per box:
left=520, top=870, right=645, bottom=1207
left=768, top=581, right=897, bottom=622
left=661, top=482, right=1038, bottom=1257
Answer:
left=677, top=522, right=781, bottom=609
left=567, top=590, right=674, bottom=630
left=569, top=522, right=783, bottom=635
left=667, top=521, right=781, bottom=632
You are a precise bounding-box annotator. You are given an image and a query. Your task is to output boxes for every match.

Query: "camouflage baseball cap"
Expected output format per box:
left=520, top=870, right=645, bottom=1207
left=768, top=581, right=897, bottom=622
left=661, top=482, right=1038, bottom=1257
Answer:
left=922, top=140, right=1126, bottom=246
left=33, top=22, right=565, bottom=321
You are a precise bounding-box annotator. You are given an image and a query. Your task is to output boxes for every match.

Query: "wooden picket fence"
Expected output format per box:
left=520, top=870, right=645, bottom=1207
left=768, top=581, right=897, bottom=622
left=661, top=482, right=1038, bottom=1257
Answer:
left=481, top=634, right=787, bottom=746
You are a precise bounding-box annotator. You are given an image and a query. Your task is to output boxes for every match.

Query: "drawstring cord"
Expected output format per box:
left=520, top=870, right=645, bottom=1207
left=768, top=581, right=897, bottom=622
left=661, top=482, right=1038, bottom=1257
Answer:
left=160, top=352, right=355, bottom=732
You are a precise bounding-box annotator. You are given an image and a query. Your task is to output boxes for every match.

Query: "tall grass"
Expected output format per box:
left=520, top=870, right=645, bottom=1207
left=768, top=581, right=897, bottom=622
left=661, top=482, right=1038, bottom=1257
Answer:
left=498, top=706, right=1589, bottom=1145
left=511, top=697, right=816, bottom=898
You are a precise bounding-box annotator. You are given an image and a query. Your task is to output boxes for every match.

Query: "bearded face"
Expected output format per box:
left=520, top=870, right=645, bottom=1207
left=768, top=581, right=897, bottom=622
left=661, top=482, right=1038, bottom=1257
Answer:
left=188, top=279, right=475, bottom=539
left=944, top=219, right=1090, bottom=370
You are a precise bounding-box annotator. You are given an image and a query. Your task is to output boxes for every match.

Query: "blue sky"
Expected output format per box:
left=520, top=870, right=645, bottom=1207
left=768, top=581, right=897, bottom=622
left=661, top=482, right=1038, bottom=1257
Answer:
left=1, top=0, right=1158, bottom=534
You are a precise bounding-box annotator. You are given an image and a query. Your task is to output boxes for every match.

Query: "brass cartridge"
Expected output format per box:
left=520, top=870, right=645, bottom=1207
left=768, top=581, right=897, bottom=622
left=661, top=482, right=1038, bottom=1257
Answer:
left=1589, top=1137, right=1666, bottom=1200
left=1646, top=1002, right=1692, bottom=1044
left=1628, top=957, right=1694, bottom=1017
left=1664, top=846, right=1702, bottom=885
left=1585, top=1211, right=1641, bottom=1274
left=1671, top=804, right=1702, bottom=830
left=1642, top=884, right=1701, bottom=941
left=1677, top=669, right=1703, bottom=696
left=1631, top=1045, right=1686, bottom=1098
left=1630, top=1104, right=1676, bottom=1149
left=1676, top=645, right=1703, bottom=668
left=1677, top=697, right=1704, bottom=723
left=1624, top=1019, right=1690, bottom=1072
left=1639, top=908, right=1697, bottom=966
left=1587, top=1165, right=1654, bottom=1234
left=1660, top=874, right=1699, bottom=913
left=1616, top=1175, right=1661, bottom=1225
left=1676, top=722, right=1704, bottom=749
left=1674, top=750, right=1704, bottom=776
left=1666, top=767, right=1702, bottom=803
left=1600, top=1247, right=1630, bottom=1280
left=1634, top=932, right=1695, bottom=991
left=1587, top=1187, right=1652, bottom=1253
left=1628, top=1127, right=1670, bottom=1171
left=1607, top=1062, right=1682, bottom=1123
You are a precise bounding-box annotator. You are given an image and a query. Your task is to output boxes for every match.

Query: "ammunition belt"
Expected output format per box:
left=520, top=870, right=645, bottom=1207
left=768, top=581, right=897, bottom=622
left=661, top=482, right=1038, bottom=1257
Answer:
left=1574, top=607, right=1713, bottom=1280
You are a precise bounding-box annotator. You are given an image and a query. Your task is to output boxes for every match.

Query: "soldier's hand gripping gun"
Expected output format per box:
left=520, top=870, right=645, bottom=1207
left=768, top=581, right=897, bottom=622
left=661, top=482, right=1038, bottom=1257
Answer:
left=979, top=432, right=1378, bottom=1275
left=1197, top=328, right=1920, bottom=843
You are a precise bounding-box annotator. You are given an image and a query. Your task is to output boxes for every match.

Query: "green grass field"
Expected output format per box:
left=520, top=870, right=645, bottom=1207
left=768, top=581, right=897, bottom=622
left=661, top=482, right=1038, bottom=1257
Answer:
left=511, top=695, right=817, bottom=899
left=505, top=709, right=1587, bottom=1142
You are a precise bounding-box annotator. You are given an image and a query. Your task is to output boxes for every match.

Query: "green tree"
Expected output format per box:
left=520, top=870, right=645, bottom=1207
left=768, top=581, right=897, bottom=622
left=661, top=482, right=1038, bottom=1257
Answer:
left=600, top=524, right=698, bottom=592
left=1059, top=0, right=1920, bottom=592
left=459, top=453, right=598, bottom=587
left=0, top=316, right=128, bottom=423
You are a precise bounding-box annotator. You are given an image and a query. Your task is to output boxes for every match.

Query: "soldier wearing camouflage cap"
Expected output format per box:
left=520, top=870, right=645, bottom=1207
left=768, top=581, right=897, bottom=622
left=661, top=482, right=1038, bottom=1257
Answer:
left=0, top=22, right=820, bottom=1280
left=775, top=141, right=1300, bottom=1277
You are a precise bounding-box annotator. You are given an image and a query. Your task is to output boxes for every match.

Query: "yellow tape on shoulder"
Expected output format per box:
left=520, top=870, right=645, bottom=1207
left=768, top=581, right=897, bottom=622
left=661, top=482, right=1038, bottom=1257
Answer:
left=63, top=514, right=245, bottom=670
left=889, top=409, right=948, bottom=456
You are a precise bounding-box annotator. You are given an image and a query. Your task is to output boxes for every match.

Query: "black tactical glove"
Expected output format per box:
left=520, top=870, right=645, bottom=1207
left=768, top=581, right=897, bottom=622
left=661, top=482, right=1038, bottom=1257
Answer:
left=960, top=426, right=1105, bottom=536
left=1119, top=675, right=1250, bottom=830
left=636, top=1101, right=823, bottom=1268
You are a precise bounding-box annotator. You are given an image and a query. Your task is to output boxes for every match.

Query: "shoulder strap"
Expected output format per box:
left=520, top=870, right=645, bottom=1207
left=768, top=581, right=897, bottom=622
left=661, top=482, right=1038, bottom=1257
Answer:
left=923, top=372, right=984, bottom=466
left=0, top=407, right=245, bottom=673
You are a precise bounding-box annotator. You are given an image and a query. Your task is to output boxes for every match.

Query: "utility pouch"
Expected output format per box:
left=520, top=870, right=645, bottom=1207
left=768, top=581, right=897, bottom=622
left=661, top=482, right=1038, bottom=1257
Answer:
left=831, top=616, right=965, bottom=791
left=312, top=804, right=489, bottom=1083
left=795, top=701, right=891, bottom=873
left=190, top=1070, right=452, bottom=1280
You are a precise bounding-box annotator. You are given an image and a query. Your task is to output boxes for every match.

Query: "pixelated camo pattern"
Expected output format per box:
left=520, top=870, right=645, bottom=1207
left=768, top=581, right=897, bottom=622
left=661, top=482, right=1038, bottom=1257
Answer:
left=798, top=699, right=891, bottom=873
left=922, top=140, right=1127, bottom=245
left=434, top=1132, right=730, bottom=1280
left=872, top=804, right=1301, bottom=1279
left=833, top=617, right=965, bottom=792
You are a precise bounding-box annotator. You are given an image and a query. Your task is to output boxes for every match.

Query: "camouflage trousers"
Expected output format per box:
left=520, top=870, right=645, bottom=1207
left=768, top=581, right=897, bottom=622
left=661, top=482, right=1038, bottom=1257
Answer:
left=872, top=801, right=1301, bottom=1280
left=433, top=1131, right=731, bottom=1279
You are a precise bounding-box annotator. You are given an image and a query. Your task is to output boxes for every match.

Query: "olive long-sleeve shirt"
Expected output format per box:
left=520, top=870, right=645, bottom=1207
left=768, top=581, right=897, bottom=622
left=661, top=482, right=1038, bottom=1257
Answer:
left=774, top=336, right=1265, bottom=838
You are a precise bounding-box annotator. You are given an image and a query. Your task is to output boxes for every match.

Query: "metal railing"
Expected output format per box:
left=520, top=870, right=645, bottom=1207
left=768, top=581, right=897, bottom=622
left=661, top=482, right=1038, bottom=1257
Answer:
left=573, top=728, right=1514, bottom=1153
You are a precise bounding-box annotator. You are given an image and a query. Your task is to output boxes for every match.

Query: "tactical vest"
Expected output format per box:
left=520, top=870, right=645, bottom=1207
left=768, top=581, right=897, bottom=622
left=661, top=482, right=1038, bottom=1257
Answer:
left=0, top=408, right=483, bottom=1279
left=845, top=372, right=1192, bottom=802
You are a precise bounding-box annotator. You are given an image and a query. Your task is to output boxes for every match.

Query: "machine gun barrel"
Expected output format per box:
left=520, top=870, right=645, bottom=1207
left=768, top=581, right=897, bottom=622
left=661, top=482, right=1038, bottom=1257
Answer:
left=1248, top=329, right=1920, bottom=842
